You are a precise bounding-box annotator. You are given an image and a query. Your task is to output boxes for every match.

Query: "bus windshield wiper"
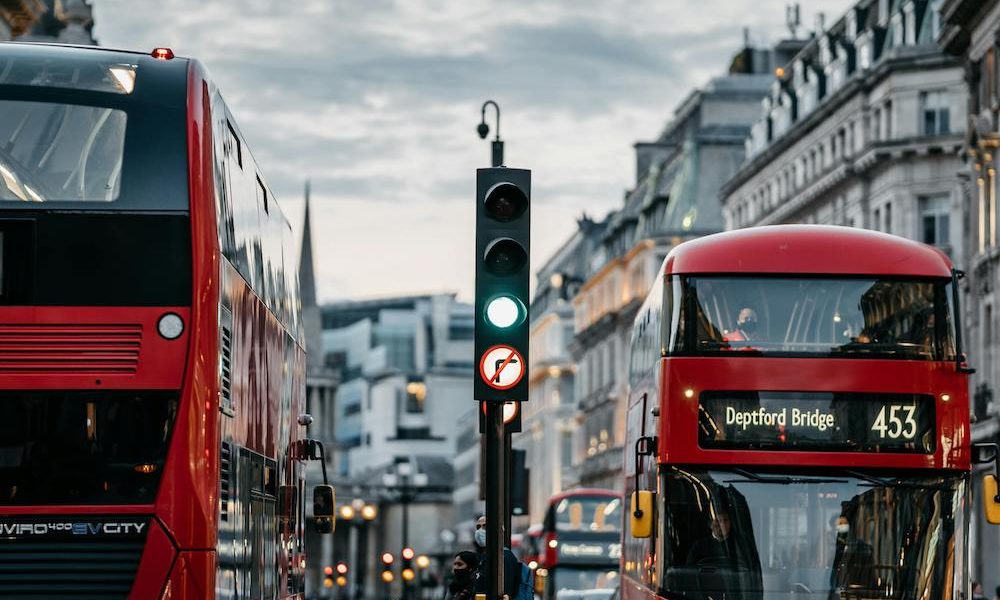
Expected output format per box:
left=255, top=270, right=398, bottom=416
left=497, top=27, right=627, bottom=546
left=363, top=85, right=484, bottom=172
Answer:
left=846, top=470, right=954, bottom=492
left=725, top=468, right=848, bottom=485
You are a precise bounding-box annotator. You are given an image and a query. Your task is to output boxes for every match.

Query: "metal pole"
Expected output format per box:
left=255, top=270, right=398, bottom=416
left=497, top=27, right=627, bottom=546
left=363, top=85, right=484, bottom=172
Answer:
left=347, top=523, right=358, bottom=600
left=402, top=488, right=411, bottom=600
left=491, top=141, right=504, bottom=168
left=484, top=401, right=505, bottom=600
left=503, top=433, right=512, bottom=547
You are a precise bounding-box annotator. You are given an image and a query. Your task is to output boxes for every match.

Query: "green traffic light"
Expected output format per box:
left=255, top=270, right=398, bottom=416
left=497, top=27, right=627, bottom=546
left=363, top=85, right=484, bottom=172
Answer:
left=486, top=295, right=521, bottom=328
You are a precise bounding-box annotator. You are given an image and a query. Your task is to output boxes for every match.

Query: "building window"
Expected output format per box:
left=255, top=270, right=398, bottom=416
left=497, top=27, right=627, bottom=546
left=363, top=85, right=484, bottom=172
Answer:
left=872, top=108, right=882, bottom=141
left=920, top=91, right=950, bottom=135
left=561, top=431, right=574, bottom=469
left=873, top=207, right=881, bottom=232
left=920, top=195, right=950, bottom=248
left=405, top=381, right=426, bottom=413
left=884, top=100, right=893, bottom=139
left=884, top=202, right=892, bottom=234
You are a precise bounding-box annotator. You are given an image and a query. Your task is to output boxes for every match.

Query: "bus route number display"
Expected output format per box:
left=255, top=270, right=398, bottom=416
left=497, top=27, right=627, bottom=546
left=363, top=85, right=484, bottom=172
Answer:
left=698, top=391, right=935, bottom=453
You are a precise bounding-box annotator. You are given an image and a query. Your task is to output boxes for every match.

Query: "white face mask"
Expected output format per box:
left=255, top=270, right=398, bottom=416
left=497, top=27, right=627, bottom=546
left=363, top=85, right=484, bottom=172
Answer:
left=474, top=528, right=487, bottom=548
left=837, top=524, right=849, bottom=534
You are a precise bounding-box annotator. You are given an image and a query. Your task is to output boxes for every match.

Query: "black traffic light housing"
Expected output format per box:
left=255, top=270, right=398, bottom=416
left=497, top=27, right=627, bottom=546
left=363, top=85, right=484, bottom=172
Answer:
left=475, top=167, right=531, bottom=403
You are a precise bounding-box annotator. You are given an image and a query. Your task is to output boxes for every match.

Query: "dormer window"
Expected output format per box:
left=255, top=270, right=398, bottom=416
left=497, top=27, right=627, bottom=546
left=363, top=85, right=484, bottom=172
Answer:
left=889, top=13, right=904, bottom=48
left=903, top=1, right=916, bottom=46
left=846, top=9, right=858, bottom=40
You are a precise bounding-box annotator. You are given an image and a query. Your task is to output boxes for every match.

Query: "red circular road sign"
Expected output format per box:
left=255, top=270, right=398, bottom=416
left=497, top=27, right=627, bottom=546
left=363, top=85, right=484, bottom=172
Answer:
left=479, top=345, right=525, bottom=390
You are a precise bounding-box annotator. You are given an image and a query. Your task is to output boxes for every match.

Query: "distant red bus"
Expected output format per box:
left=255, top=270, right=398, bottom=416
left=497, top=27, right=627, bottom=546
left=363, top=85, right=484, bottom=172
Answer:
left=622, top=226, right=979, bottom=600
left=536, top=490, right=622, bottom=600
left=0, top=43, right=320, bottom=598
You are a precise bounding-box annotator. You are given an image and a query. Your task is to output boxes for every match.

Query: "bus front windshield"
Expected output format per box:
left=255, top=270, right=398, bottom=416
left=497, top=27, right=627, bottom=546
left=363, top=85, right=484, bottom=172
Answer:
left=674, top=277, right=955, bottom=360
left=553, top=495, right=622, bottom=534
left=660, top=468, right=967, bottom=600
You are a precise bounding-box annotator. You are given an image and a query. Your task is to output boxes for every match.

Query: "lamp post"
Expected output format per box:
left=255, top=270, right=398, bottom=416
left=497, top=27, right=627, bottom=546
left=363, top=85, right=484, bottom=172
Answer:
left=478, top=100, right=504, bottom=167
left=338, top=499, right=378, bottom=600
left=383, top=461, right=429, bottom=600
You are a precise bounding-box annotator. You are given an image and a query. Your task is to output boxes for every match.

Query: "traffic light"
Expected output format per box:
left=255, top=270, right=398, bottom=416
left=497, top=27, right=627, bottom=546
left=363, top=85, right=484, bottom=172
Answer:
left=475, top=167, right=531, bottom=404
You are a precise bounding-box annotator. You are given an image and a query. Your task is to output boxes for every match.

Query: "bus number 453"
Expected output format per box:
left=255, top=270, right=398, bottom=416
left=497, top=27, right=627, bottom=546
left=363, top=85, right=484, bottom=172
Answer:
left=871, top=405, right=917, bottom=439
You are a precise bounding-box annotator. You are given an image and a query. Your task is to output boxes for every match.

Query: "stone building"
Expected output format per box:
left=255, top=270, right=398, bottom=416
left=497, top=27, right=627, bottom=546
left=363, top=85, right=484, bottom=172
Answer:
left=939, top=0, right=1000, bottom=590
left=15, top=0, right=95, bottom=45
left=570, top=39, right=792, bottom=490
left=513, top=217, right=602, bottom=524
left=320, top=293, right=473, bottom=595
left=0, top=0, right=44, bottom=40
left=721, top=0, right=966, bottom=273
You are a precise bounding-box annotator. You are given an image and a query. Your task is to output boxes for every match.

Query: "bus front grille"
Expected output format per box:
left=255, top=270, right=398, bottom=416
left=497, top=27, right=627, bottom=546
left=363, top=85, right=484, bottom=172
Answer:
left=0, top=323, right=142, bottom=375
left=0, top=517, right=147, bottom=599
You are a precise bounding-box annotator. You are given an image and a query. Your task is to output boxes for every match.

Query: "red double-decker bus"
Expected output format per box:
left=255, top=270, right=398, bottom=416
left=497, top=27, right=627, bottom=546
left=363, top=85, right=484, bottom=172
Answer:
left=0, top=43, right=328, bottom=598
left=535, top=490, right=622, bottom=600
left=622, top=226, right=991, bottom=600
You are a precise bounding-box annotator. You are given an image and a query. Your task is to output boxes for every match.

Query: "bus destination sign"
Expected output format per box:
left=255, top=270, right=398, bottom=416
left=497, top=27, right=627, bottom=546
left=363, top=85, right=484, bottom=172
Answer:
left=698, top=391, right=935, bottom=453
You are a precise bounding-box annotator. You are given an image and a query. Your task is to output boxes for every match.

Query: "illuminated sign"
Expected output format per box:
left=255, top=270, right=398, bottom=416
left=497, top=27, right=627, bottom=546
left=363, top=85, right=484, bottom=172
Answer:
left=698, top=391, right=935, bottom=453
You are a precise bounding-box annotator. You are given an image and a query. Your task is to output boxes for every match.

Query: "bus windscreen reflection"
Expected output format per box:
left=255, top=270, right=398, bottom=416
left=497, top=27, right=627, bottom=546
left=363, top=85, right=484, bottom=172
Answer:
left=660, top=468, right=965, bottom=600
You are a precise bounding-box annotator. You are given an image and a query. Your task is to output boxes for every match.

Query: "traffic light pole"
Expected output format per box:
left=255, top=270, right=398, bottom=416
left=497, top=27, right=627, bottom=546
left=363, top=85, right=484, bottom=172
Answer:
left=484, top=401, right=506, bottom=600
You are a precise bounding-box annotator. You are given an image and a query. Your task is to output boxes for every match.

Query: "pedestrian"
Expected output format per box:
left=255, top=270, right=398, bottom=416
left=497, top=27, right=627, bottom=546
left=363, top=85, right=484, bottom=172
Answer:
left=993, top=585, right=1000, bottom=600
left=472, top=514, right=522, bottom=599
left=973, top=582, right=987, bottom=600
left=447, top=550, right=479, bottom=600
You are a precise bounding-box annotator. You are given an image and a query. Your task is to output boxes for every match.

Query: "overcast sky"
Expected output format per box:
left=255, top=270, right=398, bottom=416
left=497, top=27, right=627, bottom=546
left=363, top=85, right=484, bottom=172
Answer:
left=92, top=0, right=847, bottom=303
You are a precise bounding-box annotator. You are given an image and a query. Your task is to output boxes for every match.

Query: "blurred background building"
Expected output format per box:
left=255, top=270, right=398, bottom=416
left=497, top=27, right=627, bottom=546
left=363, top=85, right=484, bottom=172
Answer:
left=319, top=293, right=473, bottom=597
left=13, top=0, right=96, bottom=44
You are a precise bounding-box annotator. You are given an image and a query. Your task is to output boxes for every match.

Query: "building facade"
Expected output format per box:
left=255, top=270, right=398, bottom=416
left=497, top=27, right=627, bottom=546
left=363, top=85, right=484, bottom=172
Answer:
left=0, top=0, right=44, bottom=40
left=512, top=219, right=597, bottom=524
left=570, top=40, right=788, bottom=490
left=940, top=0, right=1000, bottom=590
left=722, top=0, right=966, bottom=270
left=14, top=0, right=95, bottom=45
left=320, top=293, right=474, bottom=595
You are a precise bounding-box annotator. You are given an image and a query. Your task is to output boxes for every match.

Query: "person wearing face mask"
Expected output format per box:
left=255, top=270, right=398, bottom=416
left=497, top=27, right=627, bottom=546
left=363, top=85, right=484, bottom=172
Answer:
left=725, top=307, right=761, bottom=343
left=448, top=551, right=479, bottom=600
left=472, top=514, right=523, bottom=599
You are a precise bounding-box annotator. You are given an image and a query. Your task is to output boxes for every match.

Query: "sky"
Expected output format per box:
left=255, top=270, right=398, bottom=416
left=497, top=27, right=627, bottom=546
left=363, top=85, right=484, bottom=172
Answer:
left=92, top=0, right=848, bottom=303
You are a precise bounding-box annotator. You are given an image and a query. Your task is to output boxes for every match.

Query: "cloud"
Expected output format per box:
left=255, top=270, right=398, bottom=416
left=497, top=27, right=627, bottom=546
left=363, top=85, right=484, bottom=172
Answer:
left=92, top=0, right=849, bottom=301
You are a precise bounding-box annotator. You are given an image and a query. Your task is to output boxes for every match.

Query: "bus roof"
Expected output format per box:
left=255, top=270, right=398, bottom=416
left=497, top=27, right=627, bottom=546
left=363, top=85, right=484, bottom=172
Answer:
left=663, top=225, right=953, bottom=278
left=548, top=489, right=621, bottom=505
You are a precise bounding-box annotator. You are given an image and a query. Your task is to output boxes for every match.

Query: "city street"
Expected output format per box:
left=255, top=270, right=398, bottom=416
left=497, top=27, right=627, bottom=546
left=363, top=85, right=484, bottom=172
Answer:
left=1, top=0, right=999, bottom=599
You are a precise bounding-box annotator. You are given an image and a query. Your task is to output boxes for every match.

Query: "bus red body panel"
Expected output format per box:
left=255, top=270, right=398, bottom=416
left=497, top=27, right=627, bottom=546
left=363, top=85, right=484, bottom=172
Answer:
left=0, top=306, right=190, bottom=390
left=129, top=520, right=176, bottom=599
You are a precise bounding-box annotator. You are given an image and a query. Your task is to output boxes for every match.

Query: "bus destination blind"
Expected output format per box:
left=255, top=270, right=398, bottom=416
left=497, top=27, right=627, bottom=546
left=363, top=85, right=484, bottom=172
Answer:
left=698, top=391, right=935, bottom=453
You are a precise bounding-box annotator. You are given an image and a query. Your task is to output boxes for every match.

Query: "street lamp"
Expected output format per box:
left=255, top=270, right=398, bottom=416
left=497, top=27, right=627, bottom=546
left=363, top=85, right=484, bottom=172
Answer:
left=338, top=497, right=377, bottom=600
left=382, top=460, right=429, bottom=600
left=478, top=100, right=504, bottom=167
left=548, top=271, right=584, bottom=301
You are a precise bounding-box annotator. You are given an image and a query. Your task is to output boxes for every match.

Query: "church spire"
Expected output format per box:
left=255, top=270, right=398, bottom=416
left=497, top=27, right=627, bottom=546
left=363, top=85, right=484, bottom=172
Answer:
left=298, top=180, right=318, bottom=309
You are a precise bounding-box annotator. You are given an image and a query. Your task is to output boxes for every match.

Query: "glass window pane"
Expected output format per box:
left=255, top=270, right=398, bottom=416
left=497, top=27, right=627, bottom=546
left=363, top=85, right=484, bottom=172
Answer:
left=0, top=101, right=127, bottom=202
left=681, top=277, right=953, bottom=360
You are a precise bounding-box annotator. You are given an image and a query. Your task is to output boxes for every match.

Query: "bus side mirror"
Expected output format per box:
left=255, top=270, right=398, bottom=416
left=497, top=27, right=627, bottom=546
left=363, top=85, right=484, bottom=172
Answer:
left=313, top=484, right=336, bottom=534
left=983, top=475, right=1000, bottom=525
left=630, top=490, right=654, bottom=538
left=973, top=443, right=1000, bottom=525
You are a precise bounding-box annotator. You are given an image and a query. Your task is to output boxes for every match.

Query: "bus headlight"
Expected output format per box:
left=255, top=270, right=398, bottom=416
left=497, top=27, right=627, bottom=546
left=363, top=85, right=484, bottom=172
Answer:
left=157, top=313, right=184, bottom=340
